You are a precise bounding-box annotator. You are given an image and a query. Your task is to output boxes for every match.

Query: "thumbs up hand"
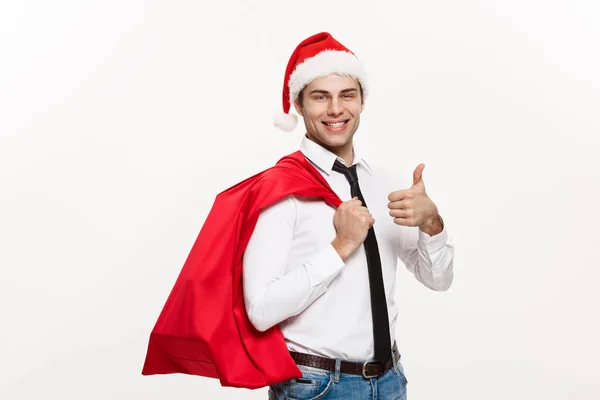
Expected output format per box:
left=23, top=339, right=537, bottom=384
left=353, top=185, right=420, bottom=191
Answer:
left=387, top=164, right=443, bottom=235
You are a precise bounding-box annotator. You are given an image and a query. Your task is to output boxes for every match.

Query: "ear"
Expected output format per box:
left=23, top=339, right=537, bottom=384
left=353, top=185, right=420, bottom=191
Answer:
left=293, top=98, right=304, bottom=116
left=360, top=97, right=366, bottom=113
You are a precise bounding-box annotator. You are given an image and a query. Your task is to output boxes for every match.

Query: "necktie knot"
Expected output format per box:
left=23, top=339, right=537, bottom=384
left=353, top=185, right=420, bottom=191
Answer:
left=332, top=160, right=359, bottom=184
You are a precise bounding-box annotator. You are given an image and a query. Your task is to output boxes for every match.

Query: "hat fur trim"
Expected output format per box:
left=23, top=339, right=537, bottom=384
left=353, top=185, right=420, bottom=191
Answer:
left=288, top=50, right=368, bottom=106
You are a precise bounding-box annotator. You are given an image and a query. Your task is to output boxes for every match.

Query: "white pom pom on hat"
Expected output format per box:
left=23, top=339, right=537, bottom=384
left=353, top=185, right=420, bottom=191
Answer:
left=273, top=112, right=298, bottom=132
left=274, top=32, right=368, bottom=131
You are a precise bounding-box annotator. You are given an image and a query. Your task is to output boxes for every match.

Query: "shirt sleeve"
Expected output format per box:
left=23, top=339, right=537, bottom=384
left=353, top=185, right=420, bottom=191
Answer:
left=398, top=216, right=454, bottom=291
left=242, top=195, right=346, bottom=332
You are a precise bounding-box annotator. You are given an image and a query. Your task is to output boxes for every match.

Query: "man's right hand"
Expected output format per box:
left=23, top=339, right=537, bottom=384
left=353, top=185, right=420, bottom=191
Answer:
left=331, top=197, right=374, bottom=262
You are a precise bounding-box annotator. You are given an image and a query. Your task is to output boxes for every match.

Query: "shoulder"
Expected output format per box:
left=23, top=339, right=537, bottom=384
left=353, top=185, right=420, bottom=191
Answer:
left=255, top=194, right=297, bottom=229
left=253, top=151, right=306, bottom=185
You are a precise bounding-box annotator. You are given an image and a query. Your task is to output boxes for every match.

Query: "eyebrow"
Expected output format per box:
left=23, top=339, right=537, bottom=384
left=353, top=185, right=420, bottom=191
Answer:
left=308, top=88, right=359, bottom=95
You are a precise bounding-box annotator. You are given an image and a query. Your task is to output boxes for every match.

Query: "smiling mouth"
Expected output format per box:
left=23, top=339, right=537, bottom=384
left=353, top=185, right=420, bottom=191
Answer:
left=322, top=120, right=349, bottom=129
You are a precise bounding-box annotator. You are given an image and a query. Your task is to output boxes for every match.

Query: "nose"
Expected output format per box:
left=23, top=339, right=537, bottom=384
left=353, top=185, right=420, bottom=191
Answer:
left=327, top=98, right=343, bottom=117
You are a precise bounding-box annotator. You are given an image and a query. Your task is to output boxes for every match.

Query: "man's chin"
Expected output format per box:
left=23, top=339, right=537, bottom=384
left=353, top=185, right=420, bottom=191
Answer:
left=320, top=129, right=352, bottom=144
left=307, top=127, right=354, bottom=149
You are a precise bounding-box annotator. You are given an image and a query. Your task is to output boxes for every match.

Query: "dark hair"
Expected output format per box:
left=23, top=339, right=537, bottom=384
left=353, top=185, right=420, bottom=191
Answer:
left=297, top=81, right=364, bottom=107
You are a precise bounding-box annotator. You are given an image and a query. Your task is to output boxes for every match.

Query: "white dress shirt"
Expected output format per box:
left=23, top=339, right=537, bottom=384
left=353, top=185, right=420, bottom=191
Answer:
left=242, top=135, right=454, bottom=362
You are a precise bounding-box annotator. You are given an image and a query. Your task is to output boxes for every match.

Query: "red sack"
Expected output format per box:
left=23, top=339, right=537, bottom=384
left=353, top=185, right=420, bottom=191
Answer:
left=141, top=151, right=342, bottom=389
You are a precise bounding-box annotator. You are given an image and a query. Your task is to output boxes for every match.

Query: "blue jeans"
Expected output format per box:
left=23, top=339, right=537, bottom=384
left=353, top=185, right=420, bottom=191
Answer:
left=268, top=359, right=408, bottom=400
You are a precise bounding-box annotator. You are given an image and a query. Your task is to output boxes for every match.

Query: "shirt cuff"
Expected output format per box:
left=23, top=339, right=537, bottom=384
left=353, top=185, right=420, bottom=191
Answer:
left=304, top=244, right=346, bottom=289
left=418, top=217, right=450, bottom=253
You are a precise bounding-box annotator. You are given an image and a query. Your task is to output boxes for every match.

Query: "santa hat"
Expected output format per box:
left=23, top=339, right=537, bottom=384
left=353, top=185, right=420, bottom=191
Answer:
left=274, top=32, right=369, bottom=131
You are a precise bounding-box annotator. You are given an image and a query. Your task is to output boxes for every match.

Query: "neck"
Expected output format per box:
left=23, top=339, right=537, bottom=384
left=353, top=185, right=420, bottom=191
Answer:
left=334, top=146, right=354, bottom=167
left=305, top=135, right=354, bottom=166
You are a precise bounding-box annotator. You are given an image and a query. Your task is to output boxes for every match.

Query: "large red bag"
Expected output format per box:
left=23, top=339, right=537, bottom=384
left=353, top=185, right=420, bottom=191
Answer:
left=142, top=150, right=342, bottom=389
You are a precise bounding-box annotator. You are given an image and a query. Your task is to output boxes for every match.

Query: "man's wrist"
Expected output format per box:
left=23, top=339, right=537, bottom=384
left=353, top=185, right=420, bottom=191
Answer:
left=419, top=214, right=443, bottom=236
left=331, top=236, right=357, bottom=262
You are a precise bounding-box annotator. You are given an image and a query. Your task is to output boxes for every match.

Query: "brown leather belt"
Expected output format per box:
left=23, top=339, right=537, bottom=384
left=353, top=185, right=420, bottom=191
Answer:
left=289, top=343, right=400, bottom=379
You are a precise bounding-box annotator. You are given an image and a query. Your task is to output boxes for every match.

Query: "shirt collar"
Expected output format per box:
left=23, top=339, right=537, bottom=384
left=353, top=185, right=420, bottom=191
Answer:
left=299, top=135, right=373, bottom=176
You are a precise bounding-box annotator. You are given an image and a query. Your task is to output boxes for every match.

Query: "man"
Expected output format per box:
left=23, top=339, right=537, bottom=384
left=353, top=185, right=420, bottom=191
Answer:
left=242, top=32, right=454, bottom=399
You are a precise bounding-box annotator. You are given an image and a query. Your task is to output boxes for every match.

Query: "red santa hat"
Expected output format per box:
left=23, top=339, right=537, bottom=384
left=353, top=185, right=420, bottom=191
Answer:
left=274, top=32, right=369, bottom=131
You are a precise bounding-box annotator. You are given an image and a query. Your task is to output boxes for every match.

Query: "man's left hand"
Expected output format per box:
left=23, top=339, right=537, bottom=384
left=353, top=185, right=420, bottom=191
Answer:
left=387, top=163, right=443, bottom=235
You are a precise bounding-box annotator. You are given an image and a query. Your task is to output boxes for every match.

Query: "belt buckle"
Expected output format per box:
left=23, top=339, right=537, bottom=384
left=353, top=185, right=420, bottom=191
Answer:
left=362, top=360, right=380, bottom=379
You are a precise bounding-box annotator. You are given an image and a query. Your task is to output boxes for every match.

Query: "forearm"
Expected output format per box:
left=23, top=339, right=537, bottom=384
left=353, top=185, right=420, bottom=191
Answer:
left=244, top=245, right=344, bottom=332
left=243, top=196, right=346, bottom=332
left=247, top=236, right=356, bottom=330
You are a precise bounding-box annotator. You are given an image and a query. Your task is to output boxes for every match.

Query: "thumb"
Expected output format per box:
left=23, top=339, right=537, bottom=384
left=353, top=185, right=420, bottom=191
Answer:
left=412, top=163, right=425, bottom=186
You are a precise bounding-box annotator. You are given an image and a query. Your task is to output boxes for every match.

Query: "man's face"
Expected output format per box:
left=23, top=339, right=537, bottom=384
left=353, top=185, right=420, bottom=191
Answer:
left=294, top=74, right=365, bottom=154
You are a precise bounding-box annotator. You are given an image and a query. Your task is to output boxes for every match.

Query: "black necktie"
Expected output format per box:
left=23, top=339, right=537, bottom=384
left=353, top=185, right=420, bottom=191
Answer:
left=332, top=160, right=392, bottom=365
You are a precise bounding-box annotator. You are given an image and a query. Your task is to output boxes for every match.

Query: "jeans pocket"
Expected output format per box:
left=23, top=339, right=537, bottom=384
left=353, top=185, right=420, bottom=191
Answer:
left=282, top=367, right=334, bottom=400
left=394, top=360, right=408, bottom=386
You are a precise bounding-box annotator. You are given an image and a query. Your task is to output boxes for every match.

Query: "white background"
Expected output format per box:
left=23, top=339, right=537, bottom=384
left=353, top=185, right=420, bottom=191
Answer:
left=1, top=1, right=599, bottom=399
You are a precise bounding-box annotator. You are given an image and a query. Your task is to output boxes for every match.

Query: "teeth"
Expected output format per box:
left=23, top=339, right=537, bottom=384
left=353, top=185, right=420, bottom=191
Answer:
left=326, top=121, right=345, bottom=127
